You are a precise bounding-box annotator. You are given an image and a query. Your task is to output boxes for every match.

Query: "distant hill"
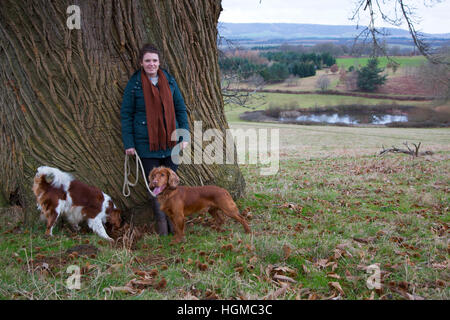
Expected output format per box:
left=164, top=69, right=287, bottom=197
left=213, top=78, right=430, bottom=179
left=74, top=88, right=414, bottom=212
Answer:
left=218, top=22, right=450, bottom=40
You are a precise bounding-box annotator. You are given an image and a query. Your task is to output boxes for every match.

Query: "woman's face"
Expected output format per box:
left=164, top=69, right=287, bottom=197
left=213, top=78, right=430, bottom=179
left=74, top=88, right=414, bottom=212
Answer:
left=141, top=52, right=160, bottom=77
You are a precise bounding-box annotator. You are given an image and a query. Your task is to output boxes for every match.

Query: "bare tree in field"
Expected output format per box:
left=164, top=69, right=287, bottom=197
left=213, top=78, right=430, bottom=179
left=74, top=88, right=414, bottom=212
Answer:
left=316, top=75, right=331, bottom=91
left=0, top=0, right=245, bottom=225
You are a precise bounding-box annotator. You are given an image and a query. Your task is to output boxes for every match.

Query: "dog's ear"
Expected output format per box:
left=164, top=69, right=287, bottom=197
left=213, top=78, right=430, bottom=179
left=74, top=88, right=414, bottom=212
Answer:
left=148, top=168, right=156, bottom=183
left=44, top=173, right=54, bottom=184
left=167, top=169, right=179, bottom=189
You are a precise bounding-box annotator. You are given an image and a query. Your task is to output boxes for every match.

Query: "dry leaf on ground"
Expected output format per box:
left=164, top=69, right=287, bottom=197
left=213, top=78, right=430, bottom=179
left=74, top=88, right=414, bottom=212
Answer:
left=328, top=282, right=345, bottom=296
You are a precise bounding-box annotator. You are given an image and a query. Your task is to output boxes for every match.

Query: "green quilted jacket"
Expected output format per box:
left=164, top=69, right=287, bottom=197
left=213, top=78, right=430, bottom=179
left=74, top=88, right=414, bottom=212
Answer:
left=120, top=69, right=189, bottom=158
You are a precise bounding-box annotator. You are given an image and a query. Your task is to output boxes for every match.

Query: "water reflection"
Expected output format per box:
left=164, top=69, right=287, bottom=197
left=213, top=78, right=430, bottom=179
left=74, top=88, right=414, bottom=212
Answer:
left=280, top=113, right=408, bottom=125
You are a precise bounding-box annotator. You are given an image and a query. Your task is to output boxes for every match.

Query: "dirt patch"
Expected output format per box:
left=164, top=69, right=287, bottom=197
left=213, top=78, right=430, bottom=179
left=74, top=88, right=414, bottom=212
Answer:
left=66, top=244, right=99, bottom=257
left=0, top=206, right=25, bottom=228
left=377, top=75, right=436, bottom=96
left=26, top=253, right=71, bottom=276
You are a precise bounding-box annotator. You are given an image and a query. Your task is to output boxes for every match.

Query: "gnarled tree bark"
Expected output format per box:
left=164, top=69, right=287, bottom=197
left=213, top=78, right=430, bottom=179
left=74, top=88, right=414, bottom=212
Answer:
left=0, top=0, right=245, bottom=226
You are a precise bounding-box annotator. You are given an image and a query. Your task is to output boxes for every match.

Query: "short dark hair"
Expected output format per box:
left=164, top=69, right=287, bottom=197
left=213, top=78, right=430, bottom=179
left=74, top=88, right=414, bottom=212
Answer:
left=139, top=43, right=160, bottom=62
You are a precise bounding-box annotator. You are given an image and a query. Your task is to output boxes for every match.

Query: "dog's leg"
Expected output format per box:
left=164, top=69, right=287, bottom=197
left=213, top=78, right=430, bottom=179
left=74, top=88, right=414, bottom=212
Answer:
left=87, top=217, right=114, bottom=242
left=208, top=207, right=225, bottom=231
left=220, top=201, right=251, bottom=234
left=44, top=210, right=59, bottom=236
left=168, top=211, right=186, bottom=244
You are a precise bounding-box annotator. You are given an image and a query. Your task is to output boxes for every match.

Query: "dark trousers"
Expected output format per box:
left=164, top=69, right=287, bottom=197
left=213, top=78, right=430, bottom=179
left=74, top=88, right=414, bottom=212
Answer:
left=142, top=157, right=178, bottom=235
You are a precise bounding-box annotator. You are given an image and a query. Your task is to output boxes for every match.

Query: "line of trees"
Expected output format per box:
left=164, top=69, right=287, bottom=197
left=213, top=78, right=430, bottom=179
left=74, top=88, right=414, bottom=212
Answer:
left=219, top=50, right=337, bottom=83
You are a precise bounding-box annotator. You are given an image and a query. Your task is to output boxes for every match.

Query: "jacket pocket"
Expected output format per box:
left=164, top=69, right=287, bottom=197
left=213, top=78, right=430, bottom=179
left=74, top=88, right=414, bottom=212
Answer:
left=134, top=119, right=148, bottom=142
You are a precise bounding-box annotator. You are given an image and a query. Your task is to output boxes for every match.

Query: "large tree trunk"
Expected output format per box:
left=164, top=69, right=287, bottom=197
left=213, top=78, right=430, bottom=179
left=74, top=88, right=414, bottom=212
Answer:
left=0, top=0, right=245, bottom=226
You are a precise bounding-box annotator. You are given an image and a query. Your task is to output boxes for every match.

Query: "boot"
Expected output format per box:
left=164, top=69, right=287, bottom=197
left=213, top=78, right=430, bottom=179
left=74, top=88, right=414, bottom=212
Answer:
left=167, top=216, right=174, bottom=235
left=152, top=197, right=171, bottom=236
left=156, top=218, right=169, bottom=236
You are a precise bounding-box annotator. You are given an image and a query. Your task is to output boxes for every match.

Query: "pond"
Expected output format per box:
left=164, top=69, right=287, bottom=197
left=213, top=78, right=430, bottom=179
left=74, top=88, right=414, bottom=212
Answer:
left=240, top=105, right=449, bottom=127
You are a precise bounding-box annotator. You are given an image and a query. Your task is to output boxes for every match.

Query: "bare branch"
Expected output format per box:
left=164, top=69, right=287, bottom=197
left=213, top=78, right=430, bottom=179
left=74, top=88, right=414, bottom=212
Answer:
left=379, top=141, right=433, bottom=157
left=353, top=0, right=449, bottom=65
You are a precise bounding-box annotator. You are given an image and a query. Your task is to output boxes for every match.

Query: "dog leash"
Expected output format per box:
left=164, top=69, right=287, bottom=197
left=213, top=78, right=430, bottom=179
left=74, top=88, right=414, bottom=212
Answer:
left=122, top=153, right=156, bottom=198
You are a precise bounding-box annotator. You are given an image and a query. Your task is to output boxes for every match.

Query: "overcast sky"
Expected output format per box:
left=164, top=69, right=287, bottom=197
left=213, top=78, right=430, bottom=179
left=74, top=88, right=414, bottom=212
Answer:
left=219, top=0, right=450, bottom=34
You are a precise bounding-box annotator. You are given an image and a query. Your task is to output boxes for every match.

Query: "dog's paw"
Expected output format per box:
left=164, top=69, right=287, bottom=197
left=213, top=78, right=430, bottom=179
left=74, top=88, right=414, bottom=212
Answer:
left=170, top=237, right=186, bottom=245
left=43, top=233, right=52, bottom=240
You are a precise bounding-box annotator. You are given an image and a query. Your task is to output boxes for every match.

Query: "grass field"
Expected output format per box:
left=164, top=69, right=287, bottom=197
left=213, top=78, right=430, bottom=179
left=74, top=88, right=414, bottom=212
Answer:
left=336, top=56, right=427, bottom=70
left=1, top=116, right=448, bottom=299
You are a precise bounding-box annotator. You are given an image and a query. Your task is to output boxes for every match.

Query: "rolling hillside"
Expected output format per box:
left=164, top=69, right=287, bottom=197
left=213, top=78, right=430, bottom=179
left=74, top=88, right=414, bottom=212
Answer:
left=218, top=22, right=450, bottom=40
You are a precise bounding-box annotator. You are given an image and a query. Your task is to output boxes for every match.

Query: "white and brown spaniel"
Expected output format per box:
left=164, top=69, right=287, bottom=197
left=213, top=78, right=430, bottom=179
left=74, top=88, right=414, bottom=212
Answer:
left=32, top=166, right=121, bottom=241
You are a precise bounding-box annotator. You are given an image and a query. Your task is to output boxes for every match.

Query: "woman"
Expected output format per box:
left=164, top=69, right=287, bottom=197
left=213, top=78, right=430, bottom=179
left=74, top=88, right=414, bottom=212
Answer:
left=120, top=44, right=189, bottom=235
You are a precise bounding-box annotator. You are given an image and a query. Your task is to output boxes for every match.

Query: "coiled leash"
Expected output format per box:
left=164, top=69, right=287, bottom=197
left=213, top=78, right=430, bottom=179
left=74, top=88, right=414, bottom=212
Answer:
left=122, top=153, right=156, bottom=198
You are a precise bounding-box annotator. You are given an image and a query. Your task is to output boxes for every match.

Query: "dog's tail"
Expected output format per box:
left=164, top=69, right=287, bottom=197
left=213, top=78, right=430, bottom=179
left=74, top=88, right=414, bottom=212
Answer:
left=35, top=166, right=74, bottom=191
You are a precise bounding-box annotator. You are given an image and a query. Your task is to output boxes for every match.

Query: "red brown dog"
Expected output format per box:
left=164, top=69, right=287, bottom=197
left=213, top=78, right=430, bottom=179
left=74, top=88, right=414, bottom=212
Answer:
left=149, top=167, right=251, bottom=243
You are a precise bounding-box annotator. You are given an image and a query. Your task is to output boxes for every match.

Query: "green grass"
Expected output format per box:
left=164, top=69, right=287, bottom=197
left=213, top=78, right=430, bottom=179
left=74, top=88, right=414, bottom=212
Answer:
left=336, top=56, right=426, bottom=70
left=1, top=111, right=449, bottom=300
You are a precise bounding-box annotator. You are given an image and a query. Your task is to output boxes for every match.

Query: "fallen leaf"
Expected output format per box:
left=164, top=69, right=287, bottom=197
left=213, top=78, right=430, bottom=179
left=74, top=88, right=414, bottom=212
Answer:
left=333, top=249, right=344, bottom=260
left=390, top=236, right=404, bottom=243
left=155, top=277, right=167, bottom=290
left=308, top=293, right=320, bottom=300
left=263, top=284, right=288, bottom=300
left=108, top=264, right=123, bottom=273
left=283, top=245, right=292, bottom=259
left=315, top=259, right=329, bottom=269
left=328, top=282, right=345, bottom=296
left=184, top=292, right=199, bottom=300
left=405, top=293, right=425, bottom=300
left=327, top=272, right=341, bottom=279
left=198, top=263, right=208, bottom=271
left=221, top=243, right=234, bottom=251
left=273, top=266, right=297, bottom=277
left=389, top=286, right=424, bottom=300
left=235, top=266, right=244, bottom=274
left=431, top=262, right=448, bottom=270
left=326, top=261, right=338, bottom=271
left=353, top=237, right=376, bottom=244
left=127, top=278, right=155, bottom=289
left=103, top=286, right=139, bottom=295
left=205, top=290, right=219, bottom=300
left=344, top=269, right=360, bottom=282
left=302, top=264, right=309, bottom=274
left=273, top=274, right=296, bottom=283
left=133, top=269, right=149, bottom=277
left=249, top=256, right=258, bottom=264
left=181, top=268, right=194, bottom=279
left=265, top=265, right=274, bottom=278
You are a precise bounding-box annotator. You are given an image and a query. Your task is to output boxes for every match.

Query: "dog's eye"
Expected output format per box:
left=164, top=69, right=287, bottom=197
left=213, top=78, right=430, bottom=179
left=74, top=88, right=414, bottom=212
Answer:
left=161, top=173, right=165, bottom=177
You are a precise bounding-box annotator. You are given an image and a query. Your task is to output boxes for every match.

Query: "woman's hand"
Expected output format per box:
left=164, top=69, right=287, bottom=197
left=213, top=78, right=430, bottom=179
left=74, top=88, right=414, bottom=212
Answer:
left=125, top=148, right=136, bottom=155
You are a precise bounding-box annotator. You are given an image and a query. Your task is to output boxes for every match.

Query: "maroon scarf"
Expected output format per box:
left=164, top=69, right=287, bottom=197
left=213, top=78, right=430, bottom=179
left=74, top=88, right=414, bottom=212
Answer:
left=141, top=69, right=176, bottom=151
